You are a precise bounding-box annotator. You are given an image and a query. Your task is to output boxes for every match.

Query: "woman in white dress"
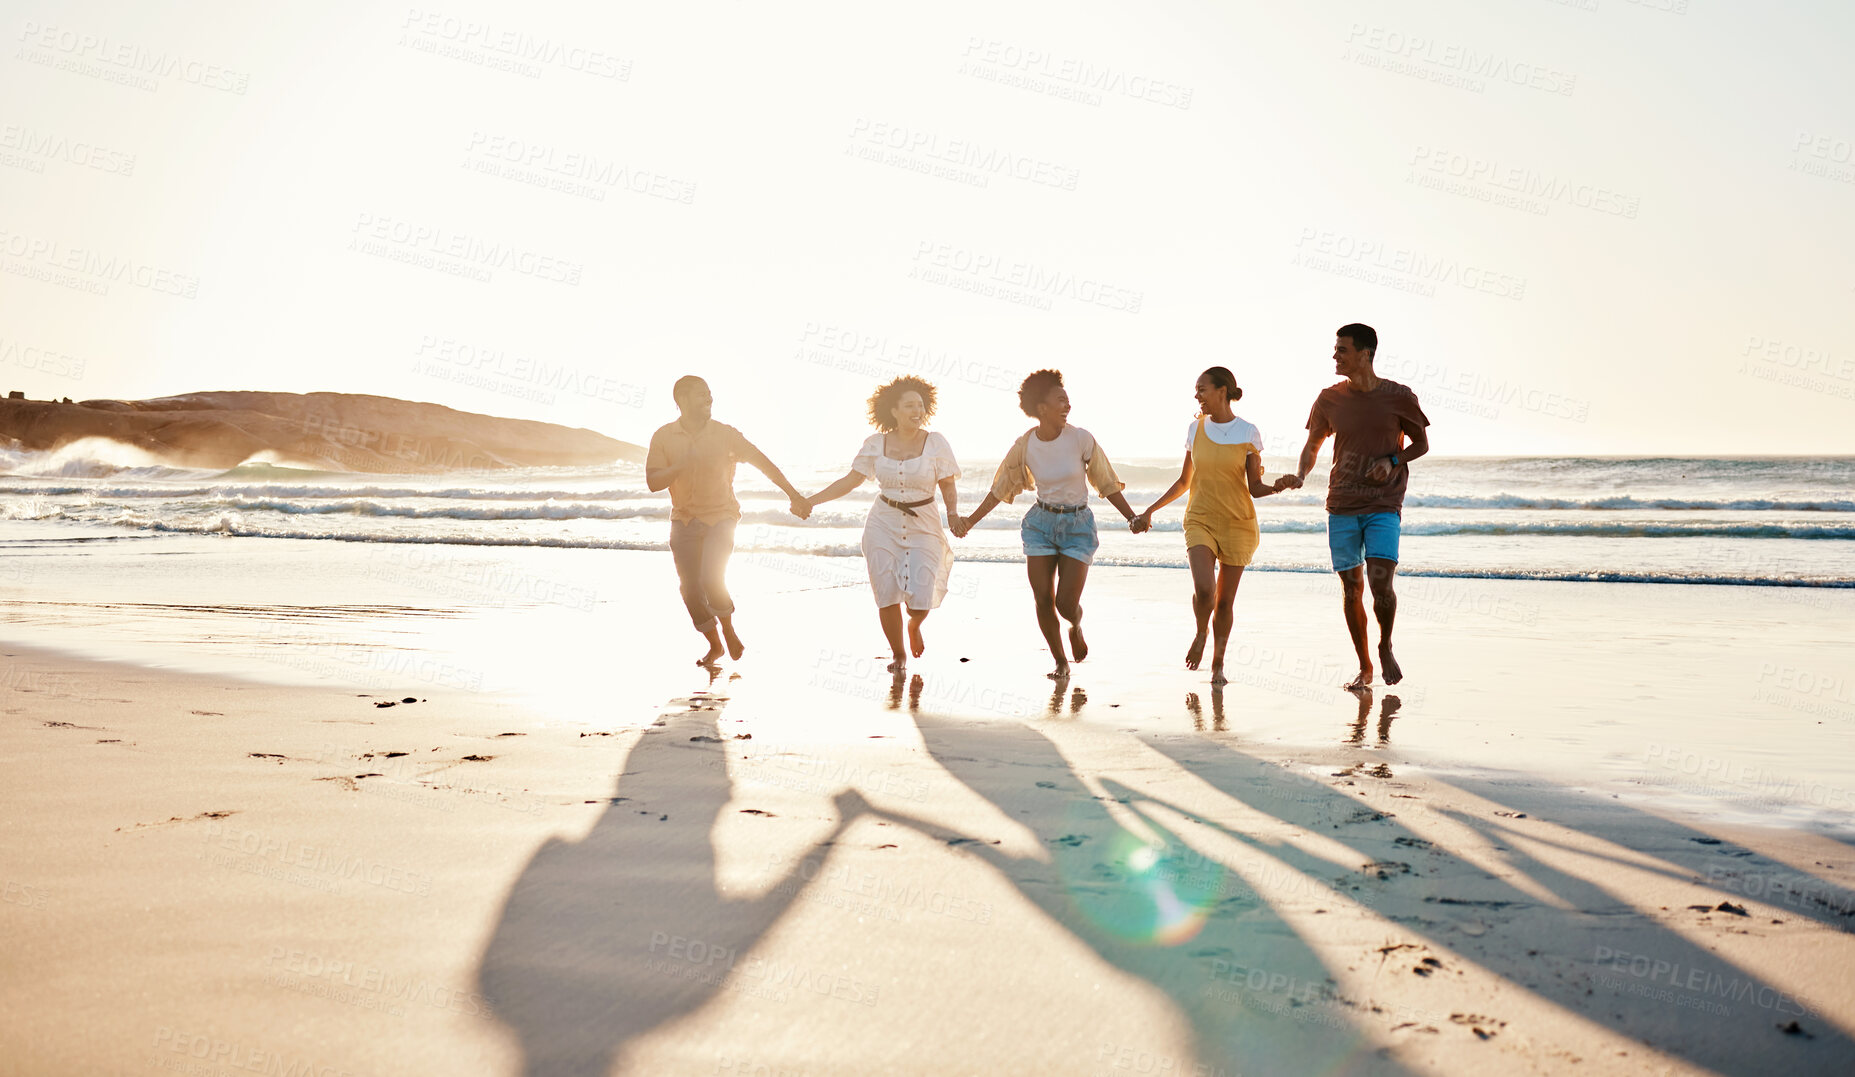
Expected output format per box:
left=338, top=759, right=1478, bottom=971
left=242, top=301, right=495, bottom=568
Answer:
left=800, top=377, right=961, bottom=671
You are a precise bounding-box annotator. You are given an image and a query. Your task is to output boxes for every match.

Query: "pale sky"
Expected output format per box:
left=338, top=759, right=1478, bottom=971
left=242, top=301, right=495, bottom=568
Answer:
left=2, top=0, right=1852, bottom=469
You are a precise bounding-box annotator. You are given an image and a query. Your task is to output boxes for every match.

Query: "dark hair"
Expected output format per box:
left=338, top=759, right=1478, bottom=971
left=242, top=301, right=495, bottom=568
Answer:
left=1199, top=366, right=1242, bottom=403
left=671, top=375, right=707, bottom=406
left=865, top=376, right=938, bottom=432
left=1337, top=323, right=1378, bottom=356
left=1017, top=369, right=1064, bottom=418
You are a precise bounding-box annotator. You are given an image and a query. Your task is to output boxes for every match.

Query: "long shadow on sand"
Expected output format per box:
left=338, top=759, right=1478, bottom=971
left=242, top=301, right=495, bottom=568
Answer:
left=1138, top=721, right=1855, bottom=1076
left=871, top=705, right=1422, bottom=1077
left=475, top=691, right=853, bottom=1077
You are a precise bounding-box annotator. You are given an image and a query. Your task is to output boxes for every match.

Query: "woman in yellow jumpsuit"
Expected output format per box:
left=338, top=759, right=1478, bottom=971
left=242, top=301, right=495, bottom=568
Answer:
left=1132, top=367, right=1297, bottom=684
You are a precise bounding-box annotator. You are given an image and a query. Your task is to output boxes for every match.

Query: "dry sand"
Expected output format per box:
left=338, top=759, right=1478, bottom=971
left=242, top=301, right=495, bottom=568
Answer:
left=3, top=557, right=1853, bottom=1076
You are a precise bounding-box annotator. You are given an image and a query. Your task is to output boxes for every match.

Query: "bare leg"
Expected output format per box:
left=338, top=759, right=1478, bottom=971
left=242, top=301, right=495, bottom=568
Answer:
left=1338, top=565, right=1373, bottom=689
left=697, top=626, right=725, bottom=667
left=669, top=520, right=725, bottom=665
left=1366, top=558, right=1401, bottom=684
left=1026, top=556, right=1067, bottom=678
left=1185, top=546, right=1218, bottom=670
left=907, top=608, right=929, bottom=659
left=1054, top=556, right=1090, bottom=663
left=1208, top=561, right=1244, bottom=685
left=878, top=604, right=907, bottom=671
left=702, top=520, right=741, bottom=660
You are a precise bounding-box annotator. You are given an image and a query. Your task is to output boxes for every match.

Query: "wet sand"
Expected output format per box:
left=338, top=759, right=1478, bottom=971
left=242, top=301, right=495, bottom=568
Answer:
left=3, top=551, right=1853, bottom=1075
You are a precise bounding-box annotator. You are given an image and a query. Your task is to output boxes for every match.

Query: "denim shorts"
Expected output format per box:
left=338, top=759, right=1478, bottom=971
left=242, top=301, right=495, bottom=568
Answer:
left=1327, top=512, right=1400, bottom=572
left=1022, top=503, right=1098, bottom=564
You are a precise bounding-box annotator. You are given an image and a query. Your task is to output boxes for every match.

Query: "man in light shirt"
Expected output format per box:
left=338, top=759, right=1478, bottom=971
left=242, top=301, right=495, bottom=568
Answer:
left=645, top=376, right=809, bottom=666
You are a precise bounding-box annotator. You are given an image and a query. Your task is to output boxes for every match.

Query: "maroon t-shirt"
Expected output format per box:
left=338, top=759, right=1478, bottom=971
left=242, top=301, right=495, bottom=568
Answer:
left=1306, top=379, right=1430, bottom=515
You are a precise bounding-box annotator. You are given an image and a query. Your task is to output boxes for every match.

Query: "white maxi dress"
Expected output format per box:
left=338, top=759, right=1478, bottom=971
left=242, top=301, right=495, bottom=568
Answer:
left=852, top=432, right=959, bottom=610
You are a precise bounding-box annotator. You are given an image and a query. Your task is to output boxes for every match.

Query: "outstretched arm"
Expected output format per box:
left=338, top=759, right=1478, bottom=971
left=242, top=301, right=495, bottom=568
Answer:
left=806, top=470, right=865, bottom=508
left=737, top=437, right=809, bottom=517
left=959, top=492, right=1002, bottom=537
left=1282, top=429, right=1328, bottom=490
left=1131, top=454, right=1194, bottom=533
left=737, top=439, right=802, bottom=500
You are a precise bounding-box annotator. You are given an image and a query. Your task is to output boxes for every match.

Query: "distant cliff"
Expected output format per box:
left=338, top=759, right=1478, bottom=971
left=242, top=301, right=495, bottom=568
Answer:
left=0, top=391, right=644, bottom=472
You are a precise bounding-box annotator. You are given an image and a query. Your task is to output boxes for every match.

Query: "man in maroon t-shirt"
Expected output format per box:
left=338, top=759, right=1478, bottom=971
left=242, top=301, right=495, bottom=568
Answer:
left=1280, top=324, right=1430, bottom=690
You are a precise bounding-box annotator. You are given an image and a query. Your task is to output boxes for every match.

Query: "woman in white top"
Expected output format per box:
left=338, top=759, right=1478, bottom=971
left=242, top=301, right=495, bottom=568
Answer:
left=801, top=377, right=961, bottom=672
left=1133, top=367, right=1294, bottom=683
left=958, top=369, right=1138, bottom=679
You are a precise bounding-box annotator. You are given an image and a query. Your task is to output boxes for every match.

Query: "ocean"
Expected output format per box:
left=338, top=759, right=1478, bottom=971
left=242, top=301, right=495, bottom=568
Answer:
left=3, top=448, right=1850, bottom=589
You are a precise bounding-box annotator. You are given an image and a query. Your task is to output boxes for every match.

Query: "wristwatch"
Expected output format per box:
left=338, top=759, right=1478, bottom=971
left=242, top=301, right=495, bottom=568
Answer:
left=1387, top=453, right=1400, bottom=468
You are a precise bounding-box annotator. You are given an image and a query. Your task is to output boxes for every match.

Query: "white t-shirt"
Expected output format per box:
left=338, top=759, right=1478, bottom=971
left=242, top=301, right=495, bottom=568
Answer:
left=1184, top=416, right=1263, bottom=454
left=1024, top=425, right=1093, bottom=507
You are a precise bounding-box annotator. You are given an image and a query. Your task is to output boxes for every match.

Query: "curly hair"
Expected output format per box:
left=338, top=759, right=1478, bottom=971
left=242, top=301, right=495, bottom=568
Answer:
left=1017, top=369, right=1064, bottom=418
left=866, top=376, right=938, bottom=431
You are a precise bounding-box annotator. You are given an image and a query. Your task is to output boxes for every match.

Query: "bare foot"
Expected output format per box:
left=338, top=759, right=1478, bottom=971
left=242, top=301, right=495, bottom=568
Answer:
left=698, top=631, right=724, bottom=666
left=1210, top=665, right=1227, bottom=686
left=723, top=625, right=745, bottom=661
left=886, top=655, right=906, bottom=673
left=909, top=620, right=925, bottom=659
left=1069, top=625, right=1088, bottom=663
left=1185, top=632, right=1207, bottom=670
left=1344, top=668, right=1373, bottom=691
left=1048, top=664, right=1070, bottom=681
left=1378, top=641, right=1402, bottom=685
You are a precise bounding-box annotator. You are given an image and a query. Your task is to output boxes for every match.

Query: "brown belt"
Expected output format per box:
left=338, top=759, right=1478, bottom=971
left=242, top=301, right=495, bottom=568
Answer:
left=880, top=495, right=936, bottom=518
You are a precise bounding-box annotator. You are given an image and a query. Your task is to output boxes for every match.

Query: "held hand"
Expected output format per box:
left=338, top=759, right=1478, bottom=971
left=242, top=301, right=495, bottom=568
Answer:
left=789, top=495, right=811, bottom=520
left=949, top=515, right=969, bottom=539
left=1129, top=512, right=1152, bottom=534
left=1272, top=474, right=1303, bottom=492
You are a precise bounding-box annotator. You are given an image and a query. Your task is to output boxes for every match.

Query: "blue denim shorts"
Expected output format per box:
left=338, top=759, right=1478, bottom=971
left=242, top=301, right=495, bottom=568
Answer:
left=1327, top=512, right=1400, bottom=572
left=1022, top=503, right=1098, bottom=564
